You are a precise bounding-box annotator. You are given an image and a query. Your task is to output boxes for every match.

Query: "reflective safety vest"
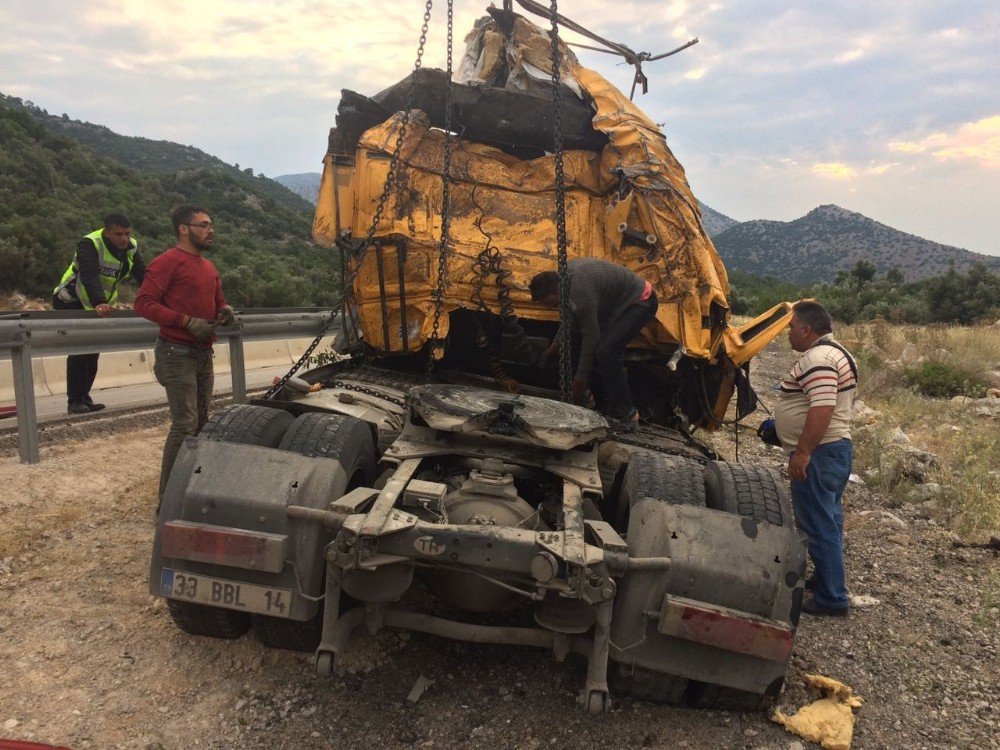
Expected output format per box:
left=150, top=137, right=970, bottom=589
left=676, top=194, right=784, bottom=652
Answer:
left=53, top=229, right=138, bottom=309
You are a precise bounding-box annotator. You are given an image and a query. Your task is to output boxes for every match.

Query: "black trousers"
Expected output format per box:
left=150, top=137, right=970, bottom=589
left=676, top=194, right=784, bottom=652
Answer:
left=574, top=292, right=659, bottom=419
left=52, top=294, right=100, bottom=405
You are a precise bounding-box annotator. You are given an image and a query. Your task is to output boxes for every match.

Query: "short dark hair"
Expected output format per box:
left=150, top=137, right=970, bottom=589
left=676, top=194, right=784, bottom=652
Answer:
left=792, top=299, right=833, bottom=334
left=103, top=213, right=130, bottom=229
left=171, top=204, right=209, bottom=235
left=529, top=271, right=561, bottom=302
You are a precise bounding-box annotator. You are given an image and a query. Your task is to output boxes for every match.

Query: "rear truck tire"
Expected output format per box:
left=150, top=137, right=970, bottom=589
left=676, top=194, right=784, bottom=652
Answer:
left=691, top=461, right=796, bottom=710
left=703, top=461, right=793, bottom=527
left=198, top=403, right=295, bottom=447
left=608, top=662, right=688, bottom=705
left=251, top=613, right=322, bottom=653
left=166, top=404, right=295, bottom=639
left=250, top=412, right=377, bottom=652
left=613, top=448, right=706, bottom=531
left=610, top=451, right=705, bottom=703
left=166, top=597, right=250, bottom=639
left=686, top=680, right=779, bottom=712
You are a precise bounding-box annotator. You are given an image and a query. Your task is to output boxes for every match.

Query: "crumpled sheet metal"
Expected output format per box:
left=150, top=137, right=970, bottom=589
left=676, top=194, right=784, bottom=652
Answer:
left=771, top=674, right=864, bottom=750
left=324, top=13, right=777, bottom=366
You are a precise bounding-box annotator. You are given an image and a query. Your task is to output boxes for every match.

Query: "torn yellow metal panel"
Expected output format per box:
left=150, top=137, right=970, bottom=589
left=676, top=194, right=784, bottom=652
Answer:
left=724, top=303, right=794, bottom=366
left=313, top=154, right=356, bottom=246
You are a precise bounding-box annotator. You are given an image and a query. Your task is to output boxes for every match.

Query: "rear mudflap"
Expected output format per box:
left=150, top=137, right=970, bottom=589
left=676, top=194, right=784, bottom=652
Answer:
left=150, top=438, right=351, bottom=621
left=610, top=499, right=807, bottom=695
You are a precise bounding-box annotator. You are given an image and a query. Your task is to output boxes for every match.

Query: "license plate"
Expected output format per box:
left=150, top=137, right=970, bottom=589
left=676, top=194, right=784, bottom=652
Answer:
left=160, top=568, right=292, bottom=618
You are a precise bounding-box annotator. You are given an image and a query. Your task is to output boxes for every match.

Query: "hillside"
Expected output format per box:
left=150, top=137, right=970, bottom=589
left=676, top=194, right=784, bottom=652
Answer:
left=712, top=204, right=1000, bottom=284
left=1, top=94, right=312, bottom=213
left=274, top=172, right=322, bottom=204
left=0, top=102, right=337, bottom=307
left=697, top=201, right=738, bottom=236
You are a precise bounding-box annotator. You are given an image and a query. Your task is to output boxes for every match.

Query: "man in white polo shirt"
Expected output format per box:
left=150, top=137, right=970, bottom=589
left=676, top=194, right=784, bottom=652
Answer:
left=774, top=299, right=857, bottom=617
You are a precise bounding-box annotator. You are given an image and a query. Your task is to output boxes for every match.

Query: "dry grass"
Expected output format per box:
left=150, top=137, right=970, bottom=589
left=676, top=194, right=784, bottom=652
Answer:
left=843, top=321, right=1000, bottom=535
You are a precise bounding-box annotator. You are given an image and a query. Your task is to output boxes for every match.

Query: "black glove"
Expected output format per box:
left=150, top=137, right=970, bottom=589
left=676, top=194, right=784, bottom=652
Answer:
left=216, top=305, right=235, bottom=326
left=184, top=316, right=216, bottom=342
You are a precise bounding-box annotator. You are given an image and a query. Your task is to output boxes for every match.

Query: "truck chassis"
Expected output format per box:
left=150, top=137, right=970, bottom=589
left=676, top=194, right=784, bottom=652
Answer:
left=151, top=364, right=807, bottom=713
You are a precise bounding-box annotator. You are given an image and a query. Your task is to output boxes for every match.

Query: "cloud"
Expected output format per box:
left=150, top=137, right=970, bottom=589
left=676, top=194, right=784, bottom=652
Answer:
left=834, top=49, right=864, bottom=64
left=867, top=162, right=898, bottom=175
left=684, top=67, right=707, bottom=80
left=889, top=115, right=1000, bottom=169
left=812, top=162, right=857, bottom=179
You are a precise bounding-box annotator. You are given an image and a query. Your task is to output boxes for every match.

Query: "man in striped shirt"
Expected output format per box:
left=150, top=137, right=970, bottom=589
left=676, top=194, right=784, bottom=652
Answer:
left=774, top=300, right=857, bottom=617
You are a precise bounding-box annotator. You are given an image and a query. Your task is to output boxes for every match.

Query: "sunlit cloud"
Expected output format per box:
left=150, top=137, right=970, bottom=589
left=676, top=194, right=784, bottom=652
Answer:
left=834, top=49, right=864, bottom=63
left=889, top=116, right=1000, bottom=169
left=684, top=67, right=707, bottom=80
left=812, top=162, right=857, bottom=179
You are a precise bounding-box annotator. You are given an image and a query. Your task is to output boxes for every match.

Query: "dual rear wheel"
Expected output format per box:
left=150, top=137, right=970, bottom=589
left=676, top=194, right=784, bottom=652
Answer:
left=164, top=405, right=376, bottom=650
left=611, top=451, right=795, bottom=710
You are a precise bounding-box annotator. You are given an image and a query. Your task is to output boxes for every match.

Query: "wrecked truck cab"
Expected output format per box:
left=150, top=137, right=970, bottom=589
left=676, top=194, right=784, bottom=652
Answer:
left=312, top=13, right=792, bottom=431
left=150, top=6, right=805, bottom=714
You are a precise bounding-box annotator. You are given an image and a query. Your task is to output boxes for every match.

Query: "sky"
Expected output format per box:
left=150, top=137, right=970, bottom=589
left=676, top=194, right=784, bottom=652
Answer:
left=1, top=0, right=997, bottom=255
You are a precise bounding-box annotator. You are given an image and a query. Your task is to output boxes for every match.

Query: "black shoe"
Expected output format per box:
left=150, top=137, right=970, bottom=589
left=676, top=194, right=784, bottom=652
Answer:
left=801, top=598, right=849, bottom=618
left=68, top=402, right=91, bottom=415
left=86, top=402, right=106, bottom=412
left=804, top=575, right=817, bottom=591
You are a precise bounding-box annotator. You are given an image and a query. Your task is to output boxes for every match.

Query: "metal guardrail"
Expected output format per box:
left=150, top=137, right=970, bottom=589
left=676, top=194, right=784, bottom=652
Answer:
left=0, top=309, right=340, bottom=464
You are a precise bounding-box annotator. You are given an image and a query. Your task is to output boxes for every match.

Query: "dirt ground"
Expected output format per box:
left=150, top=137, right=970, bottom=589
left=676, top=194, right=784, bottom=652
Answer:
left=1, top=347, right=998, bottom=750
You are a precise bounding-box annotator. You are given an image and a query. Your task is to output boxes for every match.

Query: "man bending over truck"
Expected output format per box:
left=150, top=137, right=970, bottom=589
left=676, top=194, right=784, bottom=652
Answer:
left=530, top=258, right=657, bottom=430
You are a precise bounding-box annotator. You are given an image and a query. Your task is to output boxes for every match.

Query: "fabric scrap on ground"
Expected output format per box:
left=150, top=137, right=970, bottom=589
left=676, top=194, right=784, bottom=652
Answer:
left=771, top=673, right=864, bottom=750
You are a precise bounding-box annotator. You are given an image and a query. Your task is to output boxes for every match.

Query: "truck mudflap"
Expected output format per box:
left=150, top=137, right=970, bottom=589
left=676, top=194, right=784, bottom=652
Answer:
left=610, top=499, right=807, bottom=696
left=150, top=438, right=352, bottom=621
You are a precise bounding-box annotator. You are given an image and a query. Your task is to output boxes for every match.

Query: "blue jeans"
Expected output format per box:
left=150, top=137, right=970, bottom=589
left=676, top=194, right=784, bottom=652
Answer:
left=791, top=439, right=853, bottom=609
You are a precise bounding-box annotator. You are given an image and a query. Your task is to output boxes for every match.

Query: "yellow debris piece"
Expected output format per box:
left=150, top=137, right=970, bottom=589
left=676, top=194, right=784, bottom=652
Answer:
left=771, top=674, right=864, bottom=750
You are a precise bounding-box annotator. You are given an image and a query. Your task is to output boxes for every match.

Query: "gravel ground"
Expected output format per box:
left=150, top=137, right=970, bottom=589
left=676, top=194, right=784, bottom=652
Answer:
left=0, top=345, right=997, bottom=749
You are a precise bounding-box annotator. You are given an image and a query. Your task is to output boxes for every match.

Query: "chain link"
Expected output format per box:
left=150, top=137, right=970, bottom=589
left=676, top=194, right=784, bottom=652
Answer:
left=548, top=0, right=571, bottom=402
left=264, top=0, right=435, bottom=400
left=425, top=0, right=455, bottom=379
left=321, top=379, right=407, bottom=408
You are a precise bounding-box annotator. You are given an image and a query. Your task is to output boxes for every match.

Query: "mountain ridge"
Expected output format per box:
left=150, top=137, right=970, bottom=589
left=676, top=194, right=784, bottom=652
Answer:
left=0, top=96, right=336, bottom=307
left=1, top=94, right=312, bottom=213
left=713, top=204, right=1000, bottom=283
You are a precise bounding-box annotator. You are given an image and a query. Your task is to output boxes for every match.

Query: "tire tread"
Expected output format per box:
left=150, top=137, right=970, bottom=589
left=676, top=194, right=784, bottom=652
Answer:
left=198, top=404, right=294, bottom=447
left=166, top=598, right=250, bottom=639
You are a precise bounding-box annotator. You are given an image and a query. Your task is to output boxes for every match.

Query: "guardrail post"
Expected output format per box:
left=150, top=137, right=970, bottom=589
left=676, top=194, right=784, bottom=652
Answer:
left=228, top=327, right=247, bottom=404
left=4, top=331, right=40, bottom=464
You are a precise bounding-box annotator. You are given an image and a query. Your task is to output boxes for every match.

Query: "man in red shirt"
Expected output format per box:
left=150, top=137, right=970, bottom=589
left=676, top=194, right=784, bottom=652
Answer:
left=134, top=204, right=234, bottom=499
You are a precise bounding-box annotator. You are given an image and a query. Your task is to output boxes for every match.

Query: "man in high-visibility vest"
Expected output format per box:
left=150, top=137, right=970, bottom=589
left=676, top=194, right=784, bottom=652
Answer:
left=52, top=213, right=146, bottom=414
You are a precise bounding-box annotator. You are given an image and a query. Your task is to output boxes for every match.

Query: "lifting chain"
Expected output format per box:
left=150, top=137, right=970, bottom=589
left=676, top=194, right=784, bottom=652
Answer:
left=470, top=186, right=535, bottom=364
left=264, top=0, right=435, bottom=400
left=320, top=379, right=407, bottom=409
left=548, top=0, right=572, bottom=402
left=425, top=0, right=455, bottom=379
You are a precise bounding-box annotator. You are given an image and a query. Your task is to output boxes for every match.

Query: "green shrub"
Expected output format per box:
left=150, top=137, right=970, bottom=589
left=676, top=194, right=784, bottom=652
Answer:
left=902, top=361, right=989, bottom=398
